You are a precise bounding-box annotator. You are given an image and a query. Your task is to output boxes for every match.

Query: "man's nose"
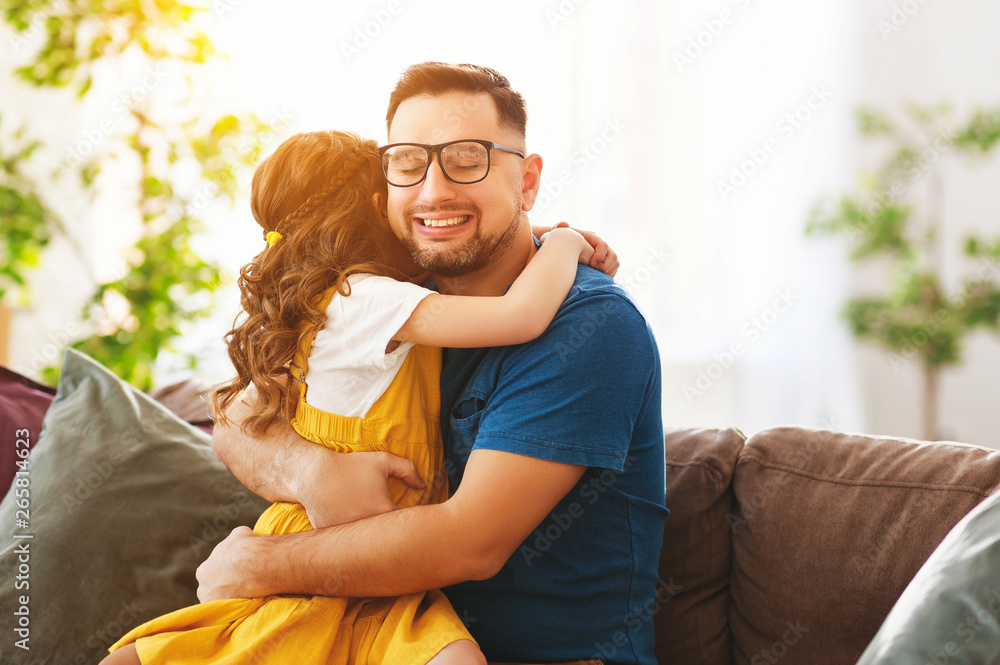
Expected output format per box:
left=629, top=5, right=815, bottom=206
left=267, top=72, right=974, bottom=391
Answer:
left=417, top=154, right=458, bottom=203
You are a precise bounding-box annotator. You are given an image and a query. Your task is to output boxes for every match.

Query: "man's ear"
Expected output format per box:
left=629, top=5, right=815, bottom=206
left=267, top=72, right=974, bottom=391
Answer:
left=519, top=153, right=543, bottom=212
left=371, top=192, right=389, bottom=220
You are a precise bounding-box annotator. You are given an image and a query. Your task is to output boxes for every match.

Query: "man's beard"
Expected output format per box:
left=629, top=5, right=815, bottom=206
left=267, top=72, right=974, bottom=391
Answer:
left=399, top=201, right=522, bottom=278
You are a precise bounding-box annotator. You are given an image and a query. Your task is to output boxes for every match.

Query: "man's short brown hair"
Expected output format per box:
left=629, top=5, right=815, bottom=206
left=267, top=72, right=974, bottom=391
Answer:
left=386, top=62, right=527, bottom=139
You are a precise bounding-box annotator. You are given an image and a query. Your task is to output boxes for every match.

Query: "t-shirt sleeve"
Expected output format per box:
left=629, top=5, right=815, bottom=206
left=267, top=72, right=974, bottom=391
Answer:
left=471, top=292, right=658, bottom=471
left=330, top=275, right=435, bottom=369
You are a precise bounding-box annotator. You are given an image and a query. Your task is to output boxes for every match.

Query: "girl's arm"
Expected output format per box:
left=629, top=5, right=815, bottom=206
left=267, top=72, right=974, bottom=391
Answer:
left=394, top=227, right=593, bottom=348
left=533, top=221, right=619, bottom=277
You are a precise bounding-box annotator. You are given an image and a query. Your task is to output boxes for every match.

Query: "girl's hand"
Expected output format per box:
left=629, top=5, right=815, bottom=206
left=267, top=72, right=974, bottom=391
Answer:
left=531, top=223, right=618, bottom=276
left=298, top=450, right=426, bottom=529
left=552, top=222, right=619, bottom=277
left=540, top=226, right=595, bottom=266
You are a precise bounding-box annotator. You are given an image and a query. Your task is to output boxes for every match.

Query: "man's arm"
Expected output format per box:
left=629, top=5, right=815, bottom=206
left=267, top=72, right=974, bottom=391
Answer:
left=196, top=449, right=586, bottom=600
left=211, top=382, right=426, bottom=528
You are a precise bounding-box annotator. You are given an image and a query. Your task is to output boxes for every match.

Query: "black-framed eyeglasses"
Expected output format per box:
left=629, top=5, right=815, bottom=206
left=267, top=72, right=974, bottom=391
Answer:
left=378, top=139, right=525, bottom=187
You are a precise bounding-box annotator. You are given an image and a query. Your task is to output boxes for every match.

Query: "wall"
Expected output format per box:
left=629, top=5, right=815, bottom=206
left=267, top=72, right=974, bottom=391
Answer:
left=3, top=0, right=999, bottom=446
left=855, top=0, right=1000, bottom=446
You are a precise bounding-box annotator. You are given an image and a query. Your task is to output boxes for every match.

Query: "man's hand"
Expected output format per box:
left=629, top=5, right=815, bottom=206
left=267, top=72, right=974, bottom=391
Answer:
left=194, top=450, right=586, bottom=601
left=211, top=382, right=425, bottom=530
left=196, top=526, right=266, bottom=602
left=195, top=449, right=427, bottom=602
left=297, top=450, right=426, bottom=529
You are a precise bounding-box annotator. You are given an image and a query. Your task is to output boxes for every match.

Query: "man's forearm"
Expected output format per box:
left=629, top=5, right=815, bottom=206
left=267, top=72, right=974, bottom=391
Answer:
left=212, top=416, right=315, bottom=501
left=210, top=390, right=317, bottom=504
left=250, top=501, right=495, bottom=598
left=210, top=384, right=428, bottom=529
left=197, top=449, right=586, bottom=603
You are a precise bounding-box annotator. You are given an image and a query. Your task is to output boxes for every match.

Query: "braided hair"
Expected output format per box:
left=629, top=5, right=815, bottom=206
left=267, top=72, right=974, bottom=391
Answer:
left=268, top=144, right=368, bottom=235
left=213, top=131, right=396, bottom=435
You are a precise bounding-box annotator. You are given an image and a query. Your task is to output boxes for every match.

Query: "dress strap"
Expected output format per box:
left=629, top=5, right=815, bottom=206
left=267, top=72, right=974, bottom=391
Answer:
left=290, top=286, right=339, bottom=405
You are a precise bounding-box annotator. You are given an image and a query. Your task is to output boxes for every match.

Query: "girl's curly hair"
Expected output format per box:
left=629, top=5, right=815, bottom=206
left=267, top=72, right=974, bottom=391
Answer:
left=212, top=130, right=397, bottom=435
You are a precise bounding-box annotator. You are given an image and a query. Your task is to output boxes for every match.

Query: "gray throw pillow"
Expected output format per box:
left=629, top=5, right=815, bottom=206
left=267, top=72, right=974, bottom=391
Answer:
left=0, top=349, right=269, bottom=664
left=857, top=484, right=1000, bottom=664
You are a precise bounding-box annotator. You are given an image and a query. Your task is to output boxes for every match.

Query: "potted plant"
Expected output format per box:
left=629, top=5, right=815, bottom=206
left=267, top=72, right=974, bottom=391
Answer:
left=3, top=0, right=278, bottom=389
left=807, top=104, right=1000, bottom=440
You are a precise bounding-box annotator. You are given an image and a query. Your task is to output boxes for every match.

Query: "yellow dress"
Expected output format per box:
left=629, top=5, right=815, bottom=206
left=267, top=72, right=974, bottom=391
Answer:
left=110, top=288, right=475, bottom=664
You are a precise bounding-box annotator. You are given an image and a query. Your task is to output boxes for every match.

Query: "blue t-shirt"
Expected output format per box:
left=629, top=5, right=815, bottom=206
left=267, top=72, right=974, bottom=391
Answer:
left=439, top=264, right=667, bottom=665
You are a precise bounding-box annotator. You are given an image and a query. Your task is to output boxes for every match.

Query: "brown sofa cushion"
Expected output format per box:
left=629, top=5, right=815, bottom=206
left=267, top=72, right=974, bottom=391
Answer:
left=729, top=427, right=1000, bottom=665
left=657, top=427, right=746, bottom=665
left=151, top=377, right=215, bottom=432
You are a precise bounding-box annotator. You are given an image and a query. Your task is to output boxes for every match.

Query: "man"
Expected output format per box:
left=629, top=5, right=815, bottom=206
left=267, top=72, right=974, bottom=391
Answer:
left=200, top=62, right=666, bottom=665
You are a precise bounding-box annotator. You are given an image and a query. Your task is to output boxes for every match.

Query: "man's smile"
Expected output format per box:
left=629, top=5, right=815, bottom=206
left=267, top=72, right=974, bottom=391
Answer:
left=417, top=214, right=470, bottom=228
left=407, top=209, right=479, bottom=237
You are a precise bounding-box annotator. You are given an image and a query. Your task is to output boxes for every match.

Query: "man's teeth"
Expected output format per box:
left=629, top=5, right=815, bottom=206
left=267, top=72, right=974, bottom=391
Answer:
left=420, top=215, right=469, bottom=227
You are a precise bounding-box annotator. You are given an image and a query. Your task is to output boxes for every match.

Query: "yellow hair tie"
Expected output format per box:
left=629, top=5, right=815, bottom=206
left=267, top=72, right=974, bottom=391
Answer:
left=266, top=231, right=283, bottom=247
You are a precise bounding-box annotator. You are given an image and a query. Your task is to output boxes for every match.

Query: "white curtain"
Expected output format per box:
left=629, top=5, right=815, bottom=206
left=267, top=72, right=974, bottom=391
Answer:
left=8, top=0, right=867, bottom=437
left=523, top=0, right=866, bottom=435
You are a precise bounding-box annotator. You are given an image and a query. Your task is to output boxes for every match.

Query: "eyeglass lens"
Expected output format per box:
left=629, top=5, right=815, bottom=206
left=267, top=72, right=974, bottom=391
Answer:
left=383, top=142, right=490, bottom=186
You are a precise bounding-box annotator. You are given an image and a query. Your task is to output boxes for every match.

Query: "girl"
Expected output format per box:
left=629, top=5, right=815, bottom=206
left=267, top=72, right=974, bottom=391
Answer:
left=104, top=130, right=606, bottom=665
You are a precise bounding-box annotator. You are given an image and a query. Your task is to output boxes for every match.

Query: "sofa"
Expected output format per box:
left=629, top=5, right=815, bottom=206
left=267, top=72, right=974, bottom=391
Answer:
left=3, top=350, right=1000, bottom=663
left=655, top=427, right=1000, bottom=665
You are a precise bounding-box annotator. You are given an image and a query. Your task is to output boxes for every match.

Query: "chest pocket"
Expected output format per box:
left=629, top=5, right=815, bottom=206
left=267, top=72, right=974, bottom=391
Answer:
left=448, top=393, right=488, bottom=458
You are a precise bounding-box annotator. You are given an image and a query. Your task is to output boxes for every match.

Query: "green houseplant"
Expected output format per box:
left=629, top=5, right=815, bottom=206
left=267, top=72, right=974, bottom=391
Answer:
left=808, top=104, right=1000, bottom=441
left=1, top=0, right=279, bottom=389
left=0, top=118, right=60, bottom=312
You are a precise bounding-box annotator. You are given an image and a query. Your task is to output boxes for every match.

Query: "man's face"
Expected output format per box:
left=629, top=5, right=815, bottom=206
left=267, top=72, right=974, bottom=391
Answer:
left=386, top=91, right=527, bottom=278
